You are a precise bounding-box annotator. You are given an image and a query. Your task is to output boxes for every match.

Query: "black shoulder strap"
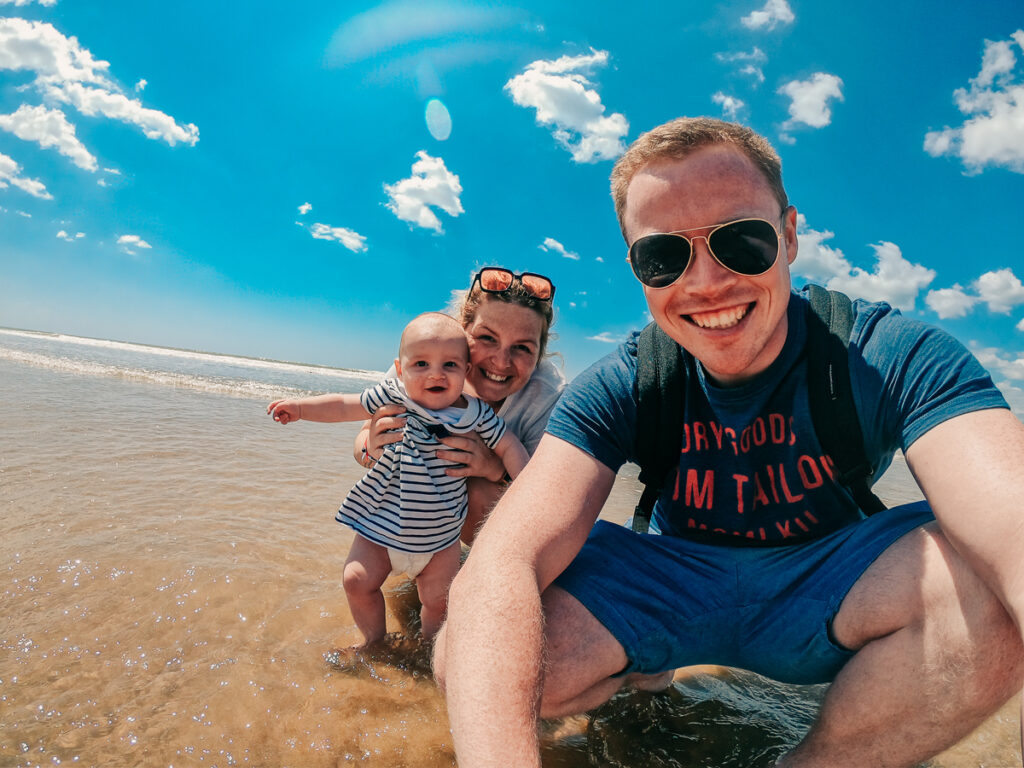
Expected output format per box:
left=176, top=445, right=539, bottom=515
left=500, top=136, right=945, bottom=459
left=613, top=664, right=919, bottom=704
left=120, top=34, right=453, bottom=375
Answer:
left=632, top=322, right=685, bottom=533
left=804, top=285, right=886, bottom=515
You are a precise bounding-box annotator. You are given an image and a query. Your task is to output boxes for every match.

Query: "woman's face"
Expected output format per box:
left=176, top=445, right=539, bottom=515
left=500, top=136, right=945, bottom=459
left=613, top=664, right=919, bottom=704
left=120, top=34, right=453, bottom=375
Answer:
left=463, top=298, right=544, bottom=408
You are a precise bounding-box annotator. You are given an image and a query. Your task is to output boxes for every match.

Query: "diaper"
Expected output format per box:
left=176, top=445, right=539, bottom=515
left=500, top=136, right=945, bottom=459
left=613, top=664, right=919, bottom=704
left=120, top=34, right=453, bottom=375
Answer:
left=387, top=548, right=433, bottom=579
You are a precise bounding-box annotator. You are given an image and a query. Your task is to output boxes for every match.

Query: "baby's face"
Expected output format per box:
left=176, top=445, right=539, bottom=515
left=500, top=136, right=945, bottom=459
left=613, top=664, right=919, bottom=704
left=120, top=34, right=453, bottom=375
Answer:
left=396, top=333, right=470, bottom=411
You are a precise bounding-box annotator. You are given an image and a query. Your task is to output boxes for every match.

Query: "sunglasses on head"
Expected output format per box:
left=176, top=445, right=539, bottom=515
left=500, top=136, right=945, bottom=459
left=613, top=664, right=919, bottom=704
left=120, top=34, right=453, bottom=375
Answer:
left=473, top=267, right=555, bottom=301
left=627, top=216, right=785, bottom=289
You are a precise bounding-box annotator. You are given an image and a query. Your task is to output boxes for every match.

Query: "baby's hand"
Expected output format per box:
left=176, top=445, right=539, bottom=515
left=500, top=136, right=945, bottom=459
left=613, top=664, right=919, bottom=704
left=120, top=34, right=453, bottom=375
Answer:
left=267, top=399, right=301, bottom=425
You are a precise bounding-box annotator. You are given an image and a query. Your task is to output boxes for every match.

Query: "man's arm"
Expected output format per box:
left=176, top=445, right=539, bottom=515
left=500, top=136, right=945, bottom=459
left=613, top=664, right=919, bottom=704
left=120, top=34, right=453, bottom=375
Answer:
left=905, top=408, right=1024, bottom=743
left=441, top=434, right=616, bottom=768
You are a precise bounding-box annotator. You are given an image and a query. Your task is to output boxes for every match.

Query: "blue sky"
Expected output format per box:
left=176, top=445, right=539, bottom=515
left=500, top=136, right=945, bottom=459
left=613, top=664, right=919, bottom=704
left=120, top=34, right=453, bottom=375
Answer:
left=2, top=0, right=1023, bottom=408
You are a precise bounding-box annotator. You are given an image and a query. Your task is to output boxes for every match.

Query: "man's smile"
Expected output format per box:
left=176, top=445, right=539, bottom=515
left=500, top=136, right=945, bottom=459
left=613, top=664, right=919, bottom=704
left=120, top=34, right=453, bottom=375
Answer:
left=686, top=302, right=753, bottom=330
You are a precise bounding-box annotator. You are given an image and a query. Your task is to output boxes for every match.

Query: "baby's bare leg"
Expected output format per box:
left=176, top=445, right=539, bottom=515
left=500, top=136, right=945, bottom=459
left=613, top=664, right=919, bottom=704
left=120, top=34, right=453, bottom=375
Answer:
left=343, top=535, right=393, bottom=645
left=415, top=541, right=463, bottom=640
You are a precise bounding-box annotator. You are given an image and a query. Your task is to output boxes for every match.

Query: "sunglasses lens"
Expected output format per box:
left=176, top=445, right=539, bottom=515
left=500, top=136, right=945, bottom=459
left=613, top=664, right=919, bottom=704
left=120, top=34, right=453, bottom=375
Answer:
left=520, top=274, right=554, bottom=300
left=479, top=268, right=514, bottom=292
left=629, top=235, right=691, bottom=288
left=708, top=219, right=779, bottom=275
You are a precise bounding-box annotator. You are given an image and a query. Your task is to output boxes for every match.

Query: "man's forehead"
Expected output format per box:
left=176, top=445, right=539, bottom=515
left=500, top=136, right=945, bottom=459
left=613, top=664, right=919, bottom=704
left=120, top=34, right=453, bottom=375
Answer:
left=623, top=146, right=778, bottom=232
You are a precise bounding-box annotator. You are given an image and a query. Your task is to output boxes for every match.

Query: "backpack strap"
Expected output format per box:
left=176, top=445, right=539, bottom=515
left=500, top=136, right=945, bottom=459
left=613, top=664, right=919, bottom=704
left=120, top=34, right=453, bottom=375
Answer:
left=804, top=285, right=886, bottom=515
left=632, top=322, right=685, bottom=533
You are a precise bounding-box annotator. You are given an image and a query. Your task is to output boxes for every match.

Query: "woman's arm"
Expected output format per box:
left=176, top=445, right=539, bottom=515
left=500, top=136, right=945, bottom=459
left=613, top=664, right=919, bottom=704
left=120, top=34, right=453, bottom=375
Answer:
left=350, top=404, right=407, bottom=466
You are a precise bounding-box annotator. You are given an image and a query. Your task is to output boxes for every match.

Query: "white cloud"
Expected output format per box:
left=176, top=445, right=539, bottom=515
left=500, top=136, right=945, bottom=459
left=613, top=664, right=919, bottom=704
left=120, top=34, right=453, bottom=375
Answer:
left=779, top=73, right=844, bottom=130
left=383, top=150, right=463, bottom=233
left=0, top=104, right=97, bottom=170
left=308, top=222, right=368, bottom=253
left=43, top=81, right=198, bottom=146
left=0, top=149, right=51, bottom=198
left=588, top=331, right=619, bottom=344
left=712, top=92, right=745, bottom=120
left=0, top=18, right=112, bottom=85
left=925, top=284, right=979, bottom=319
left=117, top=234, right=151, bottom=254
left=0, top=17, right=198, bottom=187
left=972, top=345, right=1024, bottom=383
left=539, top=236, right=579, bottom=260
left=924, top=31, right=1024, bottom=174
left=505, top=49, right=628, bottom=164
left=974, top=268, right=1024, bottom=313
left=924, top=268, right=1024, bottom=319
left=298, top=202, right=312, bottom=215
left=826, top=242, right=935, bottom=310
left=741, top=0, right=795, bottom=31
left=715, top=47, right=767, bottom=84
left=56, top=230, right=84, bottom=241
left=792, top=214, right=853, bottom=282
left=996, top=381, right=1024, bottom=419
left=134, top=78, right=147, bottom=92
left=0, top=0, right=57, bottom=5
left=793, top=216, right=934, bottom=310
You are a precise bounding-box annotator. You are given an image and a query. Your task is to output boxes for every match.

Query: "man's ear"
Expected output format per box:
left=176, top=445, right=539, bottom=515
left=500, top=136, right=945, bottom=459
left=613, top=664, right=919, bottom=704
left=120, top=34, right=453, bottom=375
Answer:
left=394, top=357, right=402, bottom=377
left=784, top=205, right=799, bottom=265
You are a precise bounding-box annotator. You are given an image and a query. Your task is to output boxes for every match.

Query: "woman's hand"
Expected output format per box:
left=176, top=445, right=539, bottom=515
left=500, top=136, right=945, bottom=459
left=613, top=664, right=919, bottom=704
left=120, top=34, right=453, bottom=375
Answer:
left=353, top=404, right=407, bottom=466
left=437, top=431, right=506, bottom=482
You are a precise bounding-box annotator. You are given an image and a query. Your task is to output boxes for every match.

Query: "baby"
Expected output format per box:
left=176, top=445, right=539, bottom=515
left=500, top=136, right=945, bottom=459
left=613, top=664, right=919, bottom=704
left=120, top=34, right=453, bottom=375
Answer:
left=268, top=312, right=528, bottom=647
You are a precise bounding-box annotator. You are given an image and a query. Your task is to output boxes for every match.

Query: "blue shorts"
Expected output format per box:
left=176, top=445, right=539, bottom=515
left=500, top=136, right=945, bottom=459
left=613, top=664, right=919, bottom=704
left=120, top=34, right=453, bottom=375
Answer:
left=554, top=501, right=934, bottom=685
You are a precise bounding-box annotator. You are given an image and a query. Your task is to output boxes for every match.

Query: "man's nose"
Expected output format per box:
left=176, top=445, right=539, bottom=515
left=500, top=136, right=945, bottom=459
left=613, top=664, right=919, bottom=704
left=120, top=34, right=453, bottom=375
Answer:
left=684, top=236, right=737, bottom=291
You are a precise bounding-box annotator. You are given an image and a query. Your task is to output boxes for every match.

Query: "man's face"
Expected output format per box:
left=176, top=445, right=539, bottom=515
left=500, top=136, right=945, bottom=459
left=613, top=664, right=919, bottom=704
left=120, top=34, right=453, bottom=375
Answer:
left=622, top=144, right=798, bottom=386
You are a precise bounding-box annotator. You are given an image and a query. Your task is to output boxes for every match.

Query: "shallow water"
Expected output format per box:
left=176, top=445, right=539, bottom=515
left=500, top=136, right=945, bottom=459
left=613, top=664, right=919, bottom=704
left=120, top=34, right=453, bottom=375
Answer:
left=1, top=334, right=1020, bottom=767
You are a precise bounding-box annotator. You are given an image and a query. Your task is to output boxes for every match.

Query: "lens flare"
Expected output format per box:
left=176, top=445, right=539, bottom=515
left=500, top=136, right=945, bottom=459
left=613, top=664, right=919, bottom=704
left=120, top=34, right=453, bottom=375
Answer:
left=425, top=98, right=452, bottom=141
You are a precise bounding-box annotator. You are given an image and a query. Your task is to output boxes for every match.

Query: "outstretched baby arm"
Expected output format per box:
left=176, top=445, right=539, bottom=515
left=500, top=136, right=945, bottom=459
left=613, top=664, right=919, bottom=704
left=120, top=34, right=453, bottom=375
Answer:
left=492, top=431, right=529, bottom=480
left=267, top=393, right=371, bottom=425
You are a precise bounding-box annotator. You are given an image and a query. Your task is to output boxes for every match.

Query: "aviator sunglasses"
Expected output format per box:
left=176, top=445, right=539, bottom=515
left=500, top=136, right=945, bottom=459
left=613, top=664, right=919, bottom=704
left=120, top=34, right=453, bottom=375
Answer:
left=473, top=267, right=556, bottom=301
left=627, top=216, right=785, bottom=289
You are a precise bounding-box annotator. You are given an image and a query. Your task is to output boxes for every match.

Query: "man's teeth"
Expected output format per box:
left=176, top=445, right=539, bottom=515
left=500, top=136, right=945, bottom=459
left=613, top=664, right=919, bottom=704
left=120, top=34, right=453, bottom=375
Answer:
left=483, top=370, right=510, bottom=382
left=690, top=304, right=749, bottom=329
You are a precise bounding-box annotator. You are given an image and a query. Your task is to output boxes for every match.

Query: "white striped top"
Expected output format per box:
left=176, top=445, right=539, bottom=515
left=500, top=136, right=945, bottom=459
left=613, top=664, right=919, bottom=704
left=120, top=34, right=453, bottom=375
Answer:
left=336, top=379, right=507, bottom=553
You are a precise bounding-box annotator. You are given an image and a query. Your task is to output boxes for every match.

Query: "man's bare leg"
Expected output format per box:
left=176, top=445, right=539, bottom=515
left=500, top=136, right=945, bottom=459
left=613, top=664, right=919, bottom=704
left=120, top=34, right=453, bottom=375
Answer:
left=537, top=586, right=674, bottom=718
left=435, top=582, right=666, bottom=717
left=779, top=523, right=1024, bottom=768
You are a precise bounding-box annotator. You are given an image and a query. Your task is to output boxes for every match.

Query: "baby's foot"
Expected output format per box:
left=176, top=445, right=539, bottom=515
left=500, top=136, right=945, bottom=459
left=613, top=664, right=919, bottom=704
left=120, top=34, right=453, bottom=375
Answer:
left=324, top=633, right=432, bottom=678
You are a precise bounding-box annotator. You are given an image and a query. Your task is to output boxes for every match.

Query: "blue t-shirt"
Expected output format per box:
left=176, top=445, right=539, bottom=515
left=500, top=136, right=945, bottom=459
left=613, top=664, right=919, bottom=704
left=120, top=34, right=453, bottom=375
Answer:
left=547, top=288, right=1008, bottom=545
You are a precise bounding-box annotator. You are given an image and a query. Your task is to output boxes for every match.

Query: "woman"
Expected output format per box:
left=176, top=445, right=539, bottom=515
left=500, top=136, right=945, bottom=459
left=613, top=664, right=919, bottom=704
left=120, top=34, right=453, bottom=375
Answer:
left=353, top=267, right=565, bottom=545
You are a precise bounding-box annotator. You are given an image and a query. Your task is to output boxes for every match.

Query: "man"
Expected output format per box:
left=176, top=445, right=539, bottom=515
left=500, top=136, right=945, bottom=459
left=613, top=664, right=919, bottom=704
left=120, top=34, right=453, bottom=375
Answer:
left=435, top=117, right=1024, bottom=767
